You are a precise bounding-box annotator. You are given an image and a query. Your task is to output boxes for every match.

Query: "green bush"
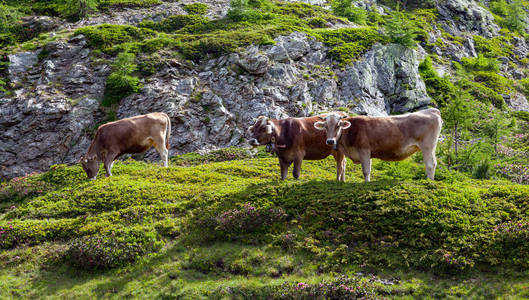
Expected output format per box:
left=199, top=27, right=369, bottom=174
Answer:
left=102, top=52, right=141, bottom=106
left=512, top=110, right=529, bottom=121
left=316, top=27, right=386, bottom=65
left=419, top=56, right=456, bottom=107
left=0, top=4, right=24, bottom=46
left=491, top=219, right=529, bottom=267
left=472, top=71, right=512, bottom=94
left=171, top=147, right=256, bottom=166
left=490, top=0, right=509, bottom=16
left=307, top=17, right=327, bottom=28
left=473, top=34, right=514, bottom=58
left=66, top=227, right=163, bottom=269
left=98, top=0, right=162, bottom=10
left=75, top=24, right=157, bottom=52
left=0, top=173, right=51, bottom=202
left=183, top=3, right=208, bottom=15
left=62, top=0, right=98, bottom=21
left=384, top=7, right=417, bottom=48
left=139, top=15, right=209, bottom=32
left=517, top=78, right=529, bottom=97
left=227, top=0, right=269, bottom=22
left=472, top=159, right=493, bottom=179
left=461, top=54, right=500, bottom=72
left=0, top=218, right=81, bottom=249
left=330, top=0, right=367, bottom=25
left=461, top=79, right=505, bottom=108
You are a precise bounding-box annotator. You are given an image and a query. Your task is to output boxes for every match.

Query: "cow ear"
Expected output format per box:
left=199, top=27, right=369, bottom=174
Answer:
left=258, top=116, right=268, bottom=125
left=265, top=124, right=273, bottom=134
left=340, top=120, right=351, bottom=129
left=314, top=121, right=326, bottom=130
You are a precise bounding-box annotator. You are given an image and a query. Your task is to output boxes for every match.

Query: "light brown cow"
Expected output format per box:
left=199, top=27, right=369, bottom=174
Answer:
left=247, top=115, right=346, bottom=181
left=80, top=112, right=171, bottom=179
left=314, top=108, right=442, bottom=181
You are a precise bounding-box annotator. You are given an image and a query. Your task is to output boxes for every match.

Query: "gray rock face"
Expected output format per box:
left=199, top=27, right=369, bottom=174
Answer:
left=8, top=52, right=39, bottom=84
left=20, top=16, right=61, bottom=36
left=437, top=0, right=500, bottom=38
left=0, top=31, right=431, bottom=178
left=0, top=35, right=107, bottom=179
left=339, top=44, right=430, bottom=115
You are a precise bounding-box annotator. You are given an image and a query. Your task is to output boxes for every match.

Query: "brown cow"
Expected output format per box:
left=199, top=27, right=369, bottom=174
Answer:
left=314, top=108, right=442, bottom=182
left=80, top=112, right=171, bottom=179
left=247, top=115, right=346, bottom=181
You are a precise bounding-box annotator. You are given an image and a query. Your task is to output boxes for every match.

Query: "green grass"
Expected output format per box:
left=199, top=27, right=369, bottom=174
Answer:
left=1, top=148, right=529, bottom=298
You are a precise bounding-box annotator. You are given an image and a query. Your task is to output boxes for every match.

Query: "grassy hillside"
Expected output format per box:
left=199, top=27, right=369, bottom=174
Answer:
left=1, top=148, right=529, bottom=299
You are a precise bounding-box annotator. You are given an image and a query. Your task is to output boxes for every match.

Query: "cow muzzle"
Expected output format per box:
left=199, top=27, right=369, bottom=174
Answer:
left=248, top=138, right=260, bottom=147
left=326, top=139, right=336, bottom=145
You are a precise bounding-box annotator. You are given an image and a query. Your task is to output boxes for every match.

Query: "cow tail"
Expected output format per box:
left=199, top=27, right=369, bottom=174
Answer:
left=165, top=114, right=171, bottom=150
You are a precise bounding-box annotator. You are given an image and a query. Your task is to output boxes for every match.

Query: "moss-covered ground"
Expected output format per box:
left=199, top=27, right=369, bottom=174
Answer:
left=1, top=147, right=529, bottom=299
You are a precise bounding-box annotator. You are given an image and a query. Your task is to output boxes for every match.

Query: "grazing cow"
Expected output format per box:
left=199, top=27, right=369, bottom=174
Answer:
left=80, top=112, right=171, bottom=179
left=247, top=115, right=346, bottom=181
left=314, top=108, right=442, bottom=181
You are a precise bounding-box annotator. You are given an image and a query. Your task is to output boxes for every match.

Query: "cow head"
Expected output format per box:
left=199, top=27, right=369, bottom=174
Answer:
left=314, top=112, right=351, bottom=148
left=80, top=155, right=99, bottom=180
left=247, top=116, right=275, bottom=147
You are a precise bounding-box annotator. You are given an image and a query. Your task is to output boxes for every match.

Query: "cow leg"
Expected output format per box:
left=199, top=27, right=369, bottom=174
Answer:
left=154, top=143, right=169, bottom=167
left=103, top=152, right=116, bottom=177
left=293, top=158, right=303, bottom=179
left=279, top=158, right=291, bottom=180
left=421, top=147, right=437, bottom=180
left=333, top=152, right=346, bottom=182
left=359, top=151, right=371, bottom=182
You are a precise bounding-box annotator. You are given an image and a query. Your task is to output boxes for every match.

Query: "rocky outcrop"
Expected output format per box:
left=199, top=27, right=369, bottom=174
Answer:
left=0, top=35, right=107, bottom=178
left=339, top=44, right=430, bottom=115
left=437, top=0, right=500, bottom=38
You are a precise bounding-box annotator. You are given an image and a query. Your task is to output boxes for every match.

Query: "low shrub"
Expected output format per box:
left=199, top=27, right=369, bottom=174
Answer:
left=472, top=71, right=512, bottom=95
left=99, top=0, right=162, bottom=10
left=139, top=15, right=209, bottom=33
left=517, top=78, right=529, bottom=97
left=419, top=56, right=456, bottom=107
left=183, top=3, right=208, bottom=15
left=0, top=173, right=50, bottom=202
left=461, top=54, right=500, bottom=72
left=460, top=79, right=505, bottom=108
left=66, top=227, right=163, bottom=269
left=215, top=203, right=287, bottom=234
left=75, top=24, right=157, bottom=52
left=227, top=0, right=270, bottom=22
left=0, top=218, right=80, bottom=249
left=473, top=34, right=514, bottom=58
left=491, top=219, right=529, bottom=267
left=102, top=52, right=141, bottom=106
left=274, top=276, right=376, bottom=299
left=315, top=27, right=386, bottom=65
left=102, top=73, right=140, bottom=106
left=330, top=0, right=367, bottom=25
left=171, top=147, right=256, bottom=166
